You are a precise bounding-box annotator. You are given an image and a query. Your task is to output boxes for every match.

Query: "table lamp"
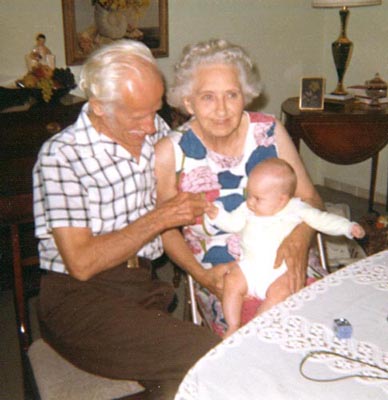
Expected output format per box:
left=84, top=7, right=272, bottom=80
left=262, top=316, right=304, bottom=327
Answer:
left=312, top=0, right=381, bottom=96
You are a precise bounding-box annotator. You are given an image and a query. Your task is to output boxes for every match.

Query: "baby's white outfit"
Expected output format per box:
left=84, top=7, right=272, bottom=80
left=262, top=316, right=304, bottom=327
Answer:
left=207, top=198, right=355, bottom=299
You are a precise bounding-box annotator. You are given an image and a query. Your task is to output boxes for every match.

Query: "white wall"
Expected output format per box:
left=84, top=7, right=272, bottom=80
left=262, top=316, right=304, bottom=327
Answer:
left=1, top=0, right=387, bottom=200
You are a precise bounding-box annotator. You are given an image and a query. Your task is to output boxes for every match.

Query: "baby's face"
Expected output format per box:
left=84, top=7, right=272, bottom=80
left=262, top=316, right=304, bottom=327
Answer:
left=246, top=175, right=288, bottom=216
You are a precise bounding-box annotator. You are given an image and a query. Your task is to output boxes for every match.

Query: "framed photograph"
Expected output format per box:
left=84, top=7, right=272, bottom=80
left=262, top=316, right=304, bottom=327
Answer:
left=299, top=77, right=325, bottom=111
left=62, top=0, right=168, bottom=65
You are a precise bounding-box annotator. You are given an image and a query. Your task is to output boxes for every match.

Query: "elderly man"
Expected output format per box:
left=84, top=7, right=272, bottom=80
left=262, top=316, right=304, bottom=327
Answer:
left=33, top=40, right=220, bottom=399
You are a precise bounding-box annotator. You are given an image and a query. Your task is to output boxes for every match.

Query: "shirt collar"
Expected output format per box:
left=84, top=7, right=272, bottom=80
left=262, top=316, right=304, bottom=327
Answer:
left=73, top=103, right=154, bottom=162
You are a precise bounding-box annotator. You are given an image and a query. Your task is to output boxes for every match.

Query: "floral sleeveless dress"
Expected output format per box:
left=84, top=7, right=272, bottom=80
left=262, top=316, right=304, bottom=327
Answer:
left=168, top=112, right=323, bottom=335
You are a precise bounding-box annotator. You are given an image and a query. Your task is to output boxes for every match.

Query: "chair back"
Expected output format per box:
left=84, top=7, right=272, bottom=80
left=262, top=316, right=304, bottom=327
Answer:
left=0, top=192, right=39, bottom=353
left=0, top=192, right=146, bottom=399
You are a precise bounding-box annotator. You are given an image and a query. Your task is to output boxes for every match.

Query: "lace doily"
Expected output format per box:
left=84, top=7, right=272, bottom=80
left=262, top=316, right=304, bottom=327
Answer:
left=178, top=252, right=388, bottom=399
left=271, top=250, right=388, bottom=312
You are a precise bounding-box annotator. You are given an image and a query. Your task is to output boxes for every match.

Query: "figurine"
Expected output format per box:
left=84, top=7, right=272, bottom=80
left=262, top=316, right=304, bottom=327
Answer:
left=26, top=33, right=55, bottom=71
left=376, top=215, right=388, bottom=229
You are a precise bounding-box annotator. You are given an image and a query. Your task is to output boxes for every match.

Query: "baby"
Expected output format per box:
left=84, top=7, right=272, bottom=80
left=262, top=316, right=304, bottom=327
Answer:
left=205, top=158, right=365, bottom=338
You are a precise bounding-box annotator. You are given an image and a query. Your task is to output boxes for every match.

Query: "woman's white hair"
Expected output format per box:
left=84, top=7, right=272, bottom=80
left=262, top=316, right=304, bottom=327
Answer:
left=167, top=39, right=262, bottom=113
left=79, top=39, right=158, bottom=103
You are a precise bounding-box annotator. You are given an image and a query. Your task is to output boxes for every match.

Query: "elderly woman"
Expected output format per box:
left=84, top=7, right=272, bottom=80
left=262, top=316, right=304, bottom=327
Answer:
left=155, top=39, right=323, bottom=334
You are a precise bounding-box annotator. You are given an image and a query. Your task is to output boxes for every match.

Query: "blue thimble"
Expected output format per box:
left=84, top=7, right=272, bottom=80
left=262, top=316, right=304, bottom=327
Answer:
left=333, top=318, right=353, bottom=339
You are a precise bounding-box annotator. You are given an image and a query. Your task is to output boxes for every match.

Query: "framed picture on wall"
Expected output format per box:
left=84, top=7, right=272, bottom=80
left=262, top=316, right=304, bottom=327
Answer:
left=299, top=77, right=325, bottom=111
left=62, top=0, right=168, bottom=65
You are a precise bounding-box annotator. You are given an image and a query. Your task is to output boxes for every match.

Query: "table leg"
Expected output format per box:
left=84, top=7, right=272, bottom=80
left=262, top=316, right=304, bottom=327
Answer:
left=386, top=164, right=388, bottom=212
left=368, top=154, right=378, bottom=213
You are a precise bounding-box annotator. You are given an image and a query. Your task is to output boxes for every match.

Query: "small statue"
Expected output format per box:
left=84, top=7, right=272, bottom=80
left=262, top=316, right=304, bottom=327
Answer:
left=376, top=215, right=388, bottom=229
left=26, top=33, right=55, bottom=71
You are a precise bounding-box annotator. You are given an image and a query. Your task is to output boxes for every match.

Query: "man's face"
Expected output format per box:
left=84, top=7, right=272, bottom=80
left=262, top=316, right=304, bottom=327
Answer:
left=94, top=66, right=164, bottom=148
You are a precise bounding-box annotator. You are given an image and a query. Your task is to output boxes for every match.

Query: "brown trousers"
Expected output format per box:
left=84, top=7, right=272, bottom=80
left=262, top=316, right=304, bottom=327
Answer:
left=38, top=261, right=220, bottom=398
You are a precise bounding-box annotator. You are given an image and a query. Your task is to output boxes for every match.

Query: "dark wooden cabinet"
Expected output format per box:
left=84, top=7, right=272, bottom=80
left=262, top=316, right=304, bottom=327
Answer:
left=0, top=97, right=85, bottom=289
left=281, top=97, right=388, bottom=212
left=0, top=97, right=85, bottom=195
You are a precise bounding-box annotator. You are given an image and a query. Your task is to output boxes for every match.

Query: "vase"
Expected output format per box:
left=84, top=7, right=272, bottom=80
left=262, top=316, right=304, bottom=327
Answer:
left=331, top=7, right=353, bottom=95
left=94, top=3, right=127, bottom=40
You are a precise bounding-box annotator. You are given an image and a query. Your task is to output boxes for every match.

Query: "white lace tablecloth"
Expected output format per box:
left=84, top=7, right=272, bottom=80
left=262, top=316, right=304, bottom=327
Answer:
left=176, top=251, right=388, bottom=400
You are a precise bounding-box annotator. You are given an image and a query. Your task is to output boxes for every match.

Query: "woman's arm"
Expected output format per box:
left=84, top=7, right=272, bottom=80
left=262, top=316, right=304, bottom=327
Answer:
left=155, top=137, right=228, bottom=298
left=274, top=119, right=324, bottom=292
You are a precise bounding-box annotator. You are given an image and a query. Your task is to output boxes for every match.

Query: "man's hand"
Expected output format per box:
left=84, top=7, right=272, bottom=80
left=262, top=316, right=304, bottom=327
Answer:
left=273, top=224, right=313, bottom=294
left=158, top=192, right=207, bottom=228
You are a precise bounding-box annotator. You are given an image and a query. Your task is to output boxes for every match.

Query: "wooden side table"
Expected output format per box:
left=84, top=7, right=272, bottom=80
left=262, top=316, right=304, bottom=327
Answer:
left=281, top=97, right=388, bottom=212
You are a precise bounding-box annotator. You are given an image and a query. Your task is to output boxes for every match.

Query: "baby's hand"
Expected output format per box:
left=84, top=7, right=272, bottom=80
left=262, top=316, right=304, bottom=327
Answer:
left=205, top=201, right=219, bottom=220
left=351, top=223, right=365, bottom=239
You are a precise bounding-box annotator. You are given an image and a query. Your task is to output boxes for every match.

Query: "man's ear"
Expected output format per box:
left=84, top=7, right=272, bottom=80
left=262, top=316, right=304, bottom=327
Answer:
left=89, top=97, right=105, bottom=117
left=183, top=97, right=194, bottom=115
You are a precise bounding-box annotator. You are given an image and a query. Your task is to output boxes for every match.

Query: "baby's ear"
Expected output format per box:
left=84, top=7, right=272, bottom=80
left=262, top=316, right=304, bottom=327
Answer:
left=280, top=193, right=291, bottom=206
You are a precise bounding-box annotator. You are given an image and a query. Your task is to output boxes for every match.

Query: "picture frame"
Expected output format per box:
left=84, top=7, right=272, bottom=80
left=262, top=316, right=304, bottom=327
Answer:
left=299, top=77, right=325, bottom=111
left=62, top=0, right=168, bottom=66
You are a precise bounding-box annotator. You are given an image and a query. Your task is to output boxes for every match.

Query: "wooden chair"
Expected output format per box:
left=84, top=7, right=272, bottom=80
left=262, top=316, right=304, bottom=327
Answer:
left=0, top=193, right=145, bottom=400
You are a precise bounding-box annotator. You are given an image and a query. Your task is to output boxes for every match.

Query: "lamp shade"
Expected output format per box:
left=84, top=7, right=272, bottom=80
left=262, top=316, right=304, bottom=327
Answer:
left=312, top=0, right=381, bottom=7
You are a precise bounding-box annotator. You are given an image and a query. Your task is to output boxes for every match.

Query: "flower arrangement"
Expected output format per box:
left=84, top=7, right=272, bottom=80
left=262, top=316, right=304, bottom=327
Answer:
left=92, top=0, right=150, bottom=13
left=18, top=66, right=76, bottom=103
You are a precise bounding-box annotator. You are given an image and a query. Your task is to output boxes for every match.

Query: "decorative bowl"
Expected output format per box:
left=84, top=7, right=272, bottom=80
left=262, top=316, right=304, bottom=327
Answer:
left=16, top=67, right=76, bottom=104
left=365, top=73, right=387, bottom=107
left=15, top=80, right=74, bottom=104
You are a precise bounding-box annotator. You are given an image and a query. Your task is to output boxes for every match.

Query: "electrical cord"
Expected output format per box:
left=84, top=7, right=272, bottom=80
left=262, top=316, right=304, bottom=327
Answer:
left=299, top=350, right=388, bottom=382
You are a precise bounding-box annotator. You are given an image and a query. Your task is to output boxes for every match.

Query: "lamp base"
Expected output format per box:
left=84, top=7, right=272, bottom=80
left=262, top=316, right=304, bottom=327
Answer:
left=331, top=83, right=349, bottom=96
left=331, top=7, right=353, bottom=96
left=331, top=39, right=353, bottom=95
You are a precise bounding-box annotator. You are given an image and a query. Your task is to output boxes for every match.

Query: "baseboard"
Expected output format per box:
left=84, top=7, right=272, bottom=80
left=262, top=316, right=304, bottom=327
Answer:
left=324, top=178, right=386, bottom=205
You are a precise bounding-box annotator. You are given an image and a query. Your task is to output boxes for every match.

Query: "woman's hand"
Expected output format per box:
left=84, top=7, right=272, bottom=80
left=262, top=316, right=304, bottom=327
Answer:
left=273, top=224, right=314, bottom=293
left=196, top=263, right=233, bottom=299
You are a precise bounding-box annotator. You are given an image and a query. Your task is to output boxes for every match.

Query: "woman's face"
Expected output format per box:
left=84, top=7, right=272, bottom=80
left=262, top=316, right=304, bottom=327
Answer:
left=184, top=64, right=245, bottom=140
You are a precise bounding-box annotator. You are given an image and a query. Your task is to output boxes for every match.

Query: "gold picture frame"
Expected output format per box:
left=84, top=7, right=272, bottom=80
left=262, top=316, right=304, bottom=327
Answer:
left=62, top=0, right=168, bottom=65
left=299, top=77, right=325, bottom=111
